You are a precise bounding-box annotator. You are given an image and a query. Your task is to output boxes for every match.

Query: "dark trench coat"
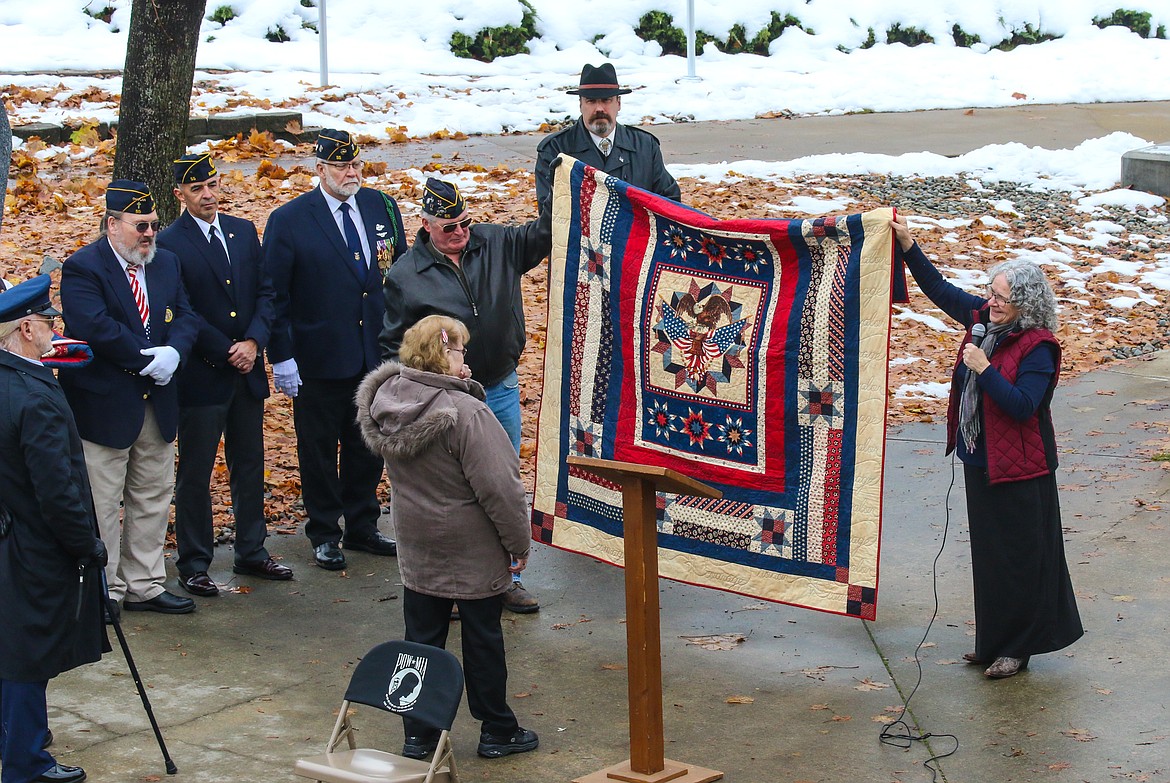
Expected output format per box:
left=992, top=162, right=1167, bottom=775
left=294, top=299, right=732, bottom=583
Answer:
left=0, top=350, right=108, bottom=683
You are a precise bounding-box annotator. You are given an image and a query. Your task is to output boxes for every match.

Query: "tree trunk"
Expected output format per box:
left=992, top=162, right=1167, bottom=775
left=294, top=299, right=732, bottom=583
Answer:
left=113, top=0, right=207, bottom=226
left=1, top=108, right=11, bottom=236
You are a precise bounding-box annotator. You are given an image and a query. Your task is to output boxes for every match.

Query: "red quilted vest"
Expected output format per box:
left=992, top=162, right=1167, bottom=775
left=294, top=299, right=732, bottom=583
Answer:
left=945, top=321, right=1061, bottom=485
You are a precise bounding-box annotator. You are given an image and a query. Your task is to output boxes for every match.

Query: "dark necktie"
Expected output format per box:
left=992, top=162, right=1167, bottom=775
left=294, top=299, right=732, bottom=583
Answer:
left=338, top=202, right=365, bottom=270
left=208, top=225, right=233, bottom=282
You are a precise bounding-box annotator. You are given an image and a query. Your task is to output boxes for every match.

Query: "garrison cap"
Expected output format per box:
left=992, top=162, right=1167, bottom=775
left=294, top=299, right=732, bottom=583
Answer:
left=173, top=152, right=218, bottom=184
left=421, top=178, right=466, bottom=220
left=315, top=129, right=360, bottom=162
left=106, top=179, right=155, bottom=214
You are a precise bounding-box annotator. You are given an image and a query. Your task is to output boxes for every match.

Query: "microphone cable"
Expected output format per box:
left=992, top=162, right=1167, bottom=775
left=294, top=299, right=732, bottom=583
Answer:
left=876, top=449, right=960, bottom=782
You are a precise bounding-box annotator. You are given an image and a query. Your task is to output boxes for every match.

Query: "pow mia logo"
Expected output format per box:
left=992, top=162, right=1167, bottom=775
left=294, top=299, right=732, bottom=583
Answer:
left=383, top=652, right=429, bottom=713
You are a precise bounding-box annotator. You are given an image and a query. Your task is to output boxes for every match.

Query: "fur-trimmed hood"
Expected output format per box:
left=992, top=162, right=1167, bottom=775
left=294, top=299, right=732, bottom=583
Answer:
left=356, top=361, right=486, bottom=459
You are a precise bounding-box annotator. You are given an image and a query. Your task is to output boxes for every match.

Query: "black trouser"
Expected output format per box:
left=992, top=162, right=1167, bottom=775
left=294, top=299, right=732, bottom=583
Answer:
left=293, top=375, right=383, bottom=547
left=175, top=376, right=268, bottom=574
left=402, top=587, right=518, bottom=738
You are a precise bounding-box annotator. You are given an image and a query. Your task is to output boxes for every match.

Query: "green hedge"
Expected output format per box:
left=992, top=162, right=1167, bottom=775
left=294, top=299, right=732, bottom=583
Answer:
left=450, top=0, right=539, bottom=62
left=445, top=6, right=1169, bottom=58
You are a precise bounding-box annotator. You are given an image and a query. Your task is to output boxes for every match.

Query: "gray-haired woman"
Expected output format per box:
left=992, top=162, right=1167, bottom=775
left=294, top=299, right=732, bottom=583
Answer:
left=891, top=215, right=1082, bottom=679
left=356, top=314, right=538, bottom=757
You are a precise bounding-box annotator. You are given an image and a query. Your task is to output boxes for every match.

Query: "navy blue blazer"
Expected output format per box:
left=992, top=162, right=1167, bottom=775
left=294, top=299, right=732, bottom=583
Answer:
left=158, top=211, right=274, bottom=406
left=262, top=186, right=406, bottom=379
left=58, top=237, right=199, bottom=449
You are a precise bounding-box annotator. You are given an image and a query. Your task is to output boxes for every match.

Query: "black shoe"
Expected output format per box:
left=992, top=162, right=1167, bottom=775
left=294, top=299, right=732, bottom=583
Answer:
left=179, top=571, right=219, bottom=597
left=124, top=590, right=196, bottom=614
left=313, top=541, right=346, bottom=570
left=478, top=727, right=539, bottom=758
left=402, top=733, right=440, bottom=759
left=43, top=728, right=53, bottom=749
left=233, top=557, right=294, bottom=580
left=33, top=763, right=86, bottom=782
left=342, top=531, right=397, bottom=556
left=104, top=600, right=121, bottom=625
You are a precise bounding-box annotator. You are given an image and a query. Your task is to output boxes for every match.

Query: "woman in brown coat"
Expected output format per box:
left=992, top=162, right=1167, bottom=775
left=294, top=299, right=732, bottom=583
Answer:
left=356, top=314, right=538, bottom=760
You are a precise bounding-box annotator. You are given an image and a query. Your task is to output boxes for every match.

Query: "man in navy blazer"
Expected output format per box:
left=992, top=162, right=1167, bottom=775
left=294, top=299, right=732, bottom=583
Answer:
left=263, top=129, right=406, bottom=571
left=58, top=180, right=200, bottom=616
left=158, top=153, right=292, bottom=598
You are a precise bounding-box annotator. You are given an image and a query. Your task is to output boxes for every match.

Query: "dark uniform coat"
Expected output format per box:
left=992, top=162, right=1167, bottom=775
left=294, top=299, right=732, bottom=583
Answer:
left=0, top=350, right=109, bottom=683
left=379, top=218, right=550, bottom=388
left=158, top=211, right=274, bottom=406
left=263, top=186, right=406, bottom=378
left=534, top=118, right=680, bottom=216
left=57, top=238, right=200, bottom=448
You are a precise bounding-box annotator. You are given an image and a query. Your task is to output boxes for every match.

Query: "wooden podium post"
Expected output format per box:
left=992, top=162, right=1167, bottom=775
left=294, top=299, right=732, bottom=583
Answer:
left=568, top=456, right=724, bottom=783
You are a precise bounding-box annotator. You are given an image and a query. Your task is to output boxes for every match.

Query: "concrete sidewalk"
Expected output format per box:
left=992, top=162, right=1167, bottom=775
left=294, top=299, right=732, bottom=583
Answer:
left=41, top=350, right=1169, bottom=783
left=352, top=100, right=1170, bottom=171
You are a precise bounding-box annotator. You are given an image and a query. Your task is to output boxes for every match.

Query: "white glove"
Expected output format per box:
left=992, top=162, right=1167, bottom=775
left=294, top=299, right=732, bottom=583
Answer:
left=273, top=358, right=302, bottom=398
left=140, top=346, right=181, bottom=386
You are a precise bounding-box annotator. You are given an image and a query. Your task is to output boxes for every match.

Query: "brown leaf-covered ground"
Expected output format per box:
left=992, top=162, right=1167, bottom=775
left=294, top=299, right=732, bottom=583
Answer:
left=3, top=131, right=1168, bottom=536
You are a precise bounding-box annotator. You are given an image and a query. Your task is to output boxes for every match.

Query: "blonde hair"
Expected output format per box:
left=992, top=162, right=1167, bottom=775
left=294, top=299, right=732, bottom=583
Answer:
left=399, top=314, right=470, bottom=374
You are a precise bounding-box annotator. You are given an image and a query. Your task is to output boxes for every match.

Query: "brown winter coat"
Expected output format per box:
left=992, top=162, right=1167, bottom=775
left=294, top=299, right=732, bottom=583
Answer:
left=356, top=362, right=530, bottom=599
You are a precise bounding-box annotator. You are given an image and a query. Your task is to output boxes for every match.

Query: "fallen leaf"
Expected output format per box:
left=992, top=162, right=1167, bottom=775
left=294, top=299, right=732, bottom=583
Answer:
left=854, top=678, right=891, bottom=691
left=1061, top=726, right=1098, bottom=742
left=680, top=633, right=747, bottom=651
left=600, top=663, right=625, bottom=671
left=830, top=714, right=852, bottom=722
left=725, top=695, right=755, bottom=704
left=1112, top=595, right=1135, bottom=602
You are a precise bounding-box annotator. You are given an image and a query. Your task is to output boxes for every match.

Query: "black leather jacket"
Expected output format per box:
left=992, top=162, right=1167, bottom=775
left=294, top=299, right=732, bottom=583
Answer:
left=379, top=215, right=550, bottom=387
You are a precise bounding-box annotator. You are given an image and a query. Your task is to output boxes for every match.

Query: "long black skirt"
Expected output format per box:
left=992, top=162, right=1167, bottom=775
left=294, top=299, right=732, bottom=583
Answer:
left=964, top=465, right=1083, bottom=659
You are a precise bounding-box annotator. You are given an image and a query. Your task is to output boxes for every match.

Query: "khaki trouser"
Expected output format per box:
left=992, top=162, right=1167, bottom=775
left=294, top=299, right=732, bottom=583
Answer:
left=82, top=404, right=175, bottom=603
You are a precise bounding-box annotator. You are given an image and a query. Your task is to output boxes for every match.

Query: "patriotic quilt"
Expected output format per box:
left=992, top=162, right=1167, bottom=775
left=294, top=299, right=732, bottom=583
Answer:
left=532, top=156, right=901, bottom=619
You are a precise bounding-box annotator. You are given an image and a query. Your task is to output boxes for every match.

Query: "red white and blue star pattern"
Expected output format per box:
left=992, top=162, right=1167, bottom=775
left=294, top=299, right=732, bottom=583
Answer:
left=533, top=156, right=901, bottom=619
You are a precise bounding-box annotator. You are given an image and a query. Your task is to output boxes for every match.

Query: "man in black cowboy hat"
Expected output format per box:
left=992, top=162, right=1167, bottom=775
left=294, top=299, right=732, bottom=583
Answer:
left=58, top=180, right=200, bottom=618
left=535, top=62, right=680, bottom=216
left=0, top=275, right=109, bottom=783
left=378, top=177, right=550, bottom=613
left=158, top=153, right=291, bottom=597
left=262, top=129, right=407, bottom=572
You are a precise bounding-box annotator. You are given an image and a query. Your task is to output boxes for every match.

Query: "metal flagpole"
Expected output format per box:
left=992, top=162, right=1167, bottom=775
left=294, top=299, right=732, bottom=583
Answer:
left=318, top=0, right=329, bottom=86
left=681, top=0, right=701, bottom=82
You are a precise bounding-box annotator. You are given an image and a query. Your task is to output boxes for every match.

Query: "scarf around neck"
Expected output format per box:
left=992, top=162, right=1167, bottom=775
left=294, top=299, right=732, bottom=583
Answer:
left=958, top=319, right=1017, bottom=453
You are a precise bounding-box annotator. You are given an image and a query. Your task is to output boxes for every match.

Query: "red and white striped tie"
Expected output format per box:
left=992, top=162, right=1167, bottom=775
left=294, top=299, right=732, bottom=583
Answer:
left=128, top=264, right=150, bottom=335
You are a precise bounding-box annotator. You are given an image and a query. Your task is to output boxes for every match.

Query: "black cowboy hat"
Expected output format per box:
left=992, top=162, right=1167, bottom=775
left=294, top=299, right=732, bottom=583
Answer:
left=566, top=63, right=632, bottom=98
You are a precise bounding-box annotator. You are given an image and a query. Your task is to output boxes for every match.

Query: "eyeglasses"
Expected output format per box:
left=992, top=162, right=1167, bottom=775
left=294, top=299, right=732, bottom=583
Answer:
left=320, top=160, right=362, bottom=172
left=439, top=217, right=473, bottom=234
left=118, top=218, right=160, bottom=234
left=447, top=346, right=466, bottom=356
left=987, top=288, right=1015, bottom=306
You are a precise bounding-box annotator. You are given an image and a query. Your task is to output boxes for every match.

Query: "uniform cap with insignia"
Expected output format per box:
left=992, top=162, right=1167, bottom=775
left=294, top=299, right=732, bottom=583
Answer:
left=421, top=178, right=466, bottom=220
left=105, top=179, right=155, bottom=214
left=0, top=274, right=60, bottom=322
left=316, top=129, right=360, bottom=162
left=172, top=152, right=218, bottom=184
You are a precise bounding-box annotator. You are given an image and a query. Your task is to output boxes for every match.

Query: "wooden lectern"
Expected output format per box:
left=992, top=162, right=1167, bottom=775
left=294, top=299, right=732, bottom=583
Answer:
left=567, top=456, right=724, bottom=783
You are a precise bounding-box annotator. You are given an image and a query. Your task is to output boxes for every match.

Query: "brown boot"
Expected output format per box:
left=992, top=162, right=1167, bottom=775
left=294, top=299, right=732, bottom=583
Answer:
left=503, top=581, right=540, bottom=614
left=984, top=656, right=1029, bottom=678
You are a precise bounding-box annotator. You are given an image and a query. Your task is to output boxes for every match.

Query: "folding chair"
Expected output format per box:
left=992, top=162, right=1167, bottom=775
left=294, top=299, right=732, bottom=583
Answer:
left=294, top=640, right=464, bottom=783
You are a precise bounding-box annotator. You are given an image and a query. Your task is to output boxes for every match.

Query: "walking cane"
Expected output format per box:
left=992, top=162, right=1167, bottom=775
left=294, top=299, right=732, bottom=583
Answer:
left=101, top=570, right=179, bottom=775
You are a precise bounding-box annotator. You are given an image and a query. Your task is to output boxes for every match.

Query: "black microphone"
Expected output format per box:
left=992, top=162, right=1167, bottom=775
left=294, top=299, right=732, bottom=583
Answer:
left=970, top=322, right=986, bottom=347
